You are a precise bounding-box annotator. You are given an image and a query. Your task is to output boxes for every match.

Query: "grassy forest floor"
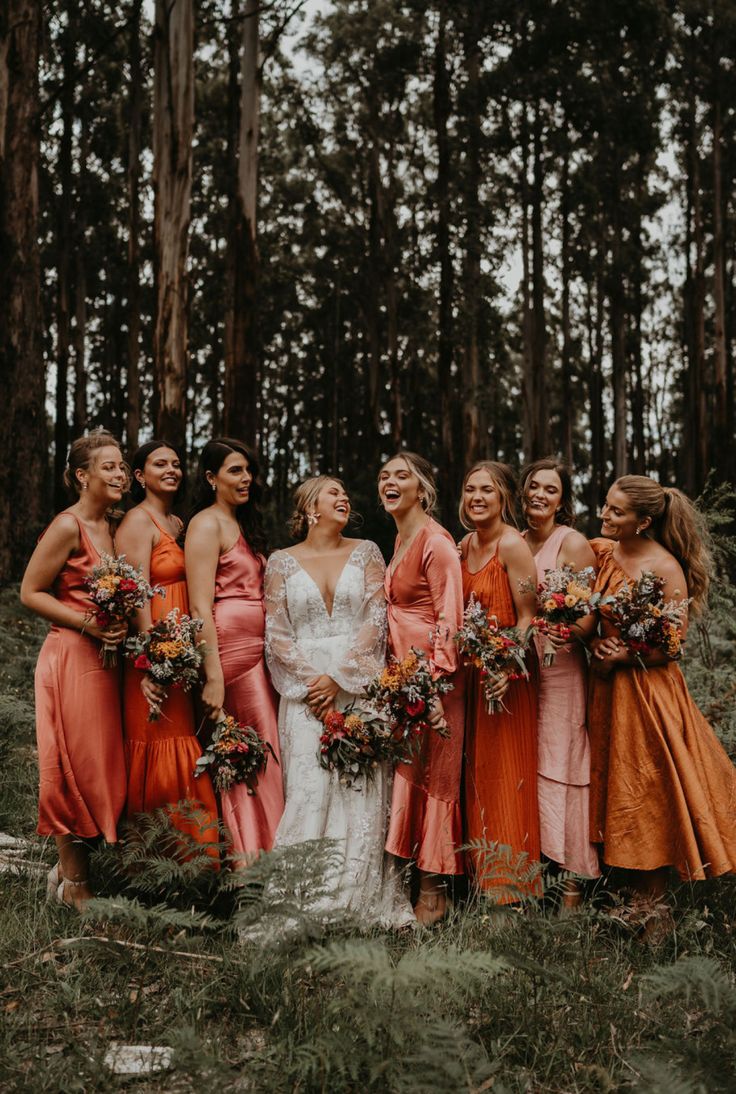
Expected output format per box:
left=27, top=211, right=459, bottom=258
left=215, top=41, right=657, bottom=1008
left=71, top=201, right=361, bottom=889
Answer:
left=0, top=584, right=735, bottom=1093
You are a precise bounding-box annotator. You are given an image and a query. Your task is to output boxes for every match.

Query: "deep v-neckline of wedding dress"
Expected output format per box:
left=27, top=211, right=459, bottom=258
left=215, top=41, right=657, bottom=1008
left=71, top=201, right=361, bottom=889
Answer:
left=288, top=541, right=362, bottom=619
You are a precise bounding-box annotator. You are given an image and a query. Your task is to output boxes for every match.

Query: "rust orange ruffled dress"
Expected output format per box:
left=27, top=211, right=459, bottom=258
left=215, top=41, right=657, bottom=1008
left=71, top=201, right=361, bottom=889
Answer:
left=122, top=511, right=218, bottom=852
left=214, top=535, right=284, bottom=856
left=34, top=514, right=125, bottom=841
left=588, top=539, right=736, bottom=879
left=462, top=548, right=541, bottom=899
left=384, top=519, right=465, bottom=875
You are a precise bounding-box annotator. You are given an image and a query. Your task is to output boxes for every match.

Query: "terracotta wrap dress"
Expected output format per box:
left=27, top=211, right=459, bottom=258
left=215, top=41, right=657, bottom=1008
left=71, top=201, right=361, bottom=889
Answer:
left=588, top=539, right=736, bottom=879
left=34, top=514, right=125, bottom=842
left=384, top=520, right=465, bottom=875
left=529, top=525, right=600, bottom=878
left=461, top=548, right=541, bottom=899
left=122, top=511, right=218, bottom=852
left=213, top=535, right=284, bottom=855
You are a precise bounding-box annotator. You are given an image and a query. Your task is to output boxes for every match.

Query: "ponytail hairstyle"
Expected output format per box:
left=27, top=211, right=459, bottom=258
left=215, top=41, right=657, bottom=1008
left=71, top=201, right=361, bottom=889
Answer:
left=519, top=457, right=576, bottom=527
left=613, top=475, right=712, bottom=611
left=459, top=461, right=518, bottom=530
left=129, top=439, right=187, bottom=505
left=288, top=475, right=350, bottom=539
left=63, top=429, right=125, bottom=498
left=188, top=437, right=267, bottom=556
left=379, top=452, right=438, bottom=517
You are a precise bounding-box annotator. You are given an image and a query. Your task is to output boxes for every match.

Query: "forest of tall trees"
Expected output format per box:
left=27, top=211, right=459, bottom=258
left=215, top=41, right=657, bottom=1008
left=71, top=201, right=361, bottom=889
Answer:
left=1, top=0, right=735, bottom=579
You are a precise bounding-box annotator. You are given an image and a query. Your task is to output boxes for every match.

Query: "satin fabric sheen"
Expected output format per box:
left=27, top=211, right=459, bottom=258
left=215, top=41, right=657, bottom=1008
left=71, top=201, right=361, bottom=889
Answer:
left=462, top=548, right=542, bottom=900
left=214, top=535, right=284, bottom=856
left=384, top=520, right=465, bottom=875
left=34, top=514, right=126, bottom=841
left=588, top=539, right=736, bottom=879
left=122, top=511, right=219, bottom=854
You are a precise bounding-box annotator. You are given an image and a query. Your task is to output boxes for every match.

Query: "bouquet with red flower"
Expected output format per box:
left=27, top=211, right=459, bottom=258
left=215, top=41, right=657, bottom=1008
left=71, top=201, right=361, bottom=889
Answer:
left=318, top=704, right=395, bottom=789
left=522, top=564, right=597, bottom=667
left=125, top=609, right=207, bottom=720
left=194, top=712, right=275, bottom=795
left=454, top=595, right=529, bottom=714
left=601, top=571, right=690, bottom=669
left=85, top=554, right=163, bottom=666
left=363, top=648, right=453, bottom=760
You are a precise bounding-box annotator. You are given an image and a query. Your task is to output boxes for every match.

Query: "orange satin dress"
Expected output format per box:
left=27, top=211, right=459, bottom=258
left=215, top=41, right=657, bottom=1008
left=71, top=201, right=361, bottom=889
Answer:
left=462, top=549, right=541, bottom=899
left=34, top=513, right=126, bottom=841
left=122, top=511, right=219, bottom=853
left=214, top=535, right=284, bottom=856
left=384, top=520, right=465, bottom=875
left=588, top=539, right=736, bottom=879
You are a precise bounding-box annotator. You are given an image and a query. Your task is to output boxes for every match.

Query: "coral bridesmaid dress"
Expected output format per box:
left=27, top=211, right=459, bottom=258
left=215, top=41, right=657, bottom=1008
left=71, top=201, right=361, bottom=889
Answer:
left=384, top=519, right=465, bottom=876
left=34, top=514, right=125, bottom=842
left=122, top=511, right=219, bottom=852
left=588, top=539, right=736, bottom=879
left=213, top=535, right=284, bottom=856
left=528, top=525, right=600, bottom=878
left=461, top=546, right=541, bottom=900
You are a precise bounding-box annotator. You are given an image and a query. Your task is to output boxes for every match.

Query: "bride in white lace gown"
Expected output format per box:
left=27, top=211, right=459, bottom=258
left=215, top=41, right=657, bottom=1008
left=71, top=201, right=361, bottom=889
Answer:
left=264, top=476, right=413, bottom=928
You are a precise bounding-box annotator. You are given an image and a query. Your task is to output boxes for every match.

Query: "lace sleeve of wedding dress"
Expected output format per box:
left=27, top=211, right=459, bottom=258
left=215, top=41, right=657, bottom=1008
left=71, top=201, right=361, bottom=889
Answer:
left=331, top=540, right=388, bottom=696
left=264, top=551, right=319, bottom=699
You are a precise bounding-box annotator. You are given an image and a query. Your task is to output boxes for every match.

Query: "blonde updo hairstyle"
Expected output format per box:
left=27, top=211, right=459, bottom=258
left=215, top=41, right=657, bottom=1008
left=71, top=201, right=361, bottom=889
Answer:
left=614, top=475, right=712, bottom=611
left=63, top=429, right=127, bottom=498
left=288, top=475, right=350, bottom=540
left=459, top=460, right=518, bottom=530
left=379, top=452, right=438, bottom=517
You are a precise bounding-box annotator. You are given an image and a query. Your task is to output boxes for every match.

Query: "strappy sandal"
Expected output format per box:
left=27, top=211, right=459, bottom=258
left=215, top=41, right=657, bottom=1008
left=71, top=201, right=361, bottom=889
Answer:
left=46, top=863, right=62, bottom=902
left=56, top=877, right=89, bottom=910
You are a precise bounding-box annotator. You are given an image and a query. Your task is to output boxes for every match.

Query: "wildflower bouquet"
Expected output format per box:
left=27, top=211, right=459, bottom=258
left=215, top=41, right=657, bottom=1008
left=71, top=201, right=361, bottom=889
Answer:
left=125, top=609, right=207, bottom=720
left=194, top=712, right=275, bottom=795
left=363, top=649, right=453, bottom=759
left=454, top=595, right=529, bottom=714
left=524, top=564, right=597, bottom=667
left=602, top=571, right=690, bottom=668
left=85, top=553, right=163, bottom=666
left=318, top=704, right=395, bottom=790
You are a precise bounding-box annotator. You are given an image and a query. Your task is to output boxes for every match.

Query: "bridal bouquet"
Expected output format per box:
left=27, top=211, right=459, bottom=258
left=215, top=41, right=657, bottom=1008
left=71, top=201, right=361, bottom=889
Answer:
left=125, top=609, right=207, bottom=721
left=194, top=712, right=275, bottom=795
left=522, top=564, right=597, bottom=667
left=318, top=703, right=395, bottom=790
left=602, top=571, right=690, bottom=668
left=363, top=649, right=453, bottom=757
left=454, top=596, right=529, bottom=714
left=85, top=554, right=163, bottom=666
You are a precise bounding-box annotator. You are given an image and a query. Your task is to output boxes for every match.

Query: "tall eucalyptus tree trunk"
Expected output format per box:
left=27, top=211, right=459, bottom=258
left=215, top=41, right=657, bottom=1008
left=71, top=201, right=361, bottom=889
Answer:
left=125, top=0, right=143, bottom=452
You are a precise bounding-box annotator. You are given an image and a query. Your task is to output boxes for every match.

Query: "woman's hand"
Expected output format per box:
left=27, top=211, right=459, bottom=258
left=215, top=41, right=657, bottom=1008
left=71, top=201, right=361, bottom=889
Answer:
left=307, top=675, right=339, bottom=721
left=84, top=618, right=128, bottom=645
left=544, top=623, right=571, bottom=651
left=427, top=698, right=448, bottom=734
left=590, top=635, right=621, bottom=661
left=202, top=675, right=225, bottom=720
left=488, top=670, right=511, bottom=701
left=141, top=675, right=167, bottom=710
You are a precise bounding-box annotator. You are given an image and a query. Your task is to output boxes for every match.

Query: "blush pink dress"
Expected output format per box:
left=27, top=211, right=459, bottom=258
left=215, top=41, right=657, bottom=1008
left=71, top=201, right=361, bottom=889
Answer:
left=384, top=519, right=465, bottom=875
left=528, top=525, right=600, bottom=878
left=34, top=514, right=126, bottom=841
left=213, top=534, right=284, bottom=855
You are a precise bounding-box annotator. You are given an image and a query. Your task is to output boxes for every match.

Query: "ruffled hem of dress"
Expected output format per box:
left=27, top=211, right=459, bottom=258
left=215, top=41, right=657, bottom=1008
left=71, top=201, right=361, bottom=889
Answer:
left=385, top=773, right=464, bottom=875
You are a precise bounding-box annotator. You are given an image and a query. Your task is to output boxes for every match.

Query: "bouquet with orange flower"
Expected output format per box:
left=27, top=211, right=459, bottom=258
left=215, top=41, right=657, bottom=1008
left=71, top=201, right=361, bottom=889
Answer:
left=85, top=554, right=163, bottom=666
left=125, top=609, right=207, bottom=720
left=601, top=571, right=690, bottom=669
left=318, top=703, right=395, bottom=789
left=454, top=595, right=529, bottom=714
left=363, top=648, right=453, bottom=758
left=194, top=712, right=275, bottom=794
left=522, top=564, right=597, bottom=667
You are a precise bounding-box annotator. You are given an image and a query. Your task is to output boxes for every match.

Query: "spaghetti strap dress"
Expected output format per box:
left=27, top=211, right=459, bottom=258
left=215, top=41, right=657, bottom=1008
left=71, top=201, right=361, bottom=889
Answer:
left=461, top=547, right=541, bottom=899
left=588, top=538, right=736, bottom=879
left=122, top=510, right=219, bottom=854
left=34, top=513, right=126, bottom=842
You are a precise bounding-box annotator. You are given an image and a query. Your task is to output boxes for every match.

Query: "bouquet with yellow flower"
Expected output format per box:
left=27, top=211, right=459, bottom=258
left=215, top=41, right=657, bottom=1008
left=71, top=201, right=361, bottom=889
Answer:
left=85, top=554, right=163, bottom=666
left=523, top=564, right=597, bottom=667
left=601, top=571, right=690, bottom=669
left=318, top=703, right=395, bottom=789
left=363, top=648, right=453, bottom=758
left=454, top=595, right=529, bottom=714
left=125, top=609, right=207, bottom=720
left=194, top=712, right=275, bottom=794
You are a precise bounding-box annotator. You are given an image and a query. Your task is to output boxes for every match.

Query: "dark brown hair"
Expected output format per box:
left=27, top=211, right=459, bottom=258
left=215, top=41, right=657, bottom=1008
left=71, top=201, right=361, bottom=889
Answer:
left=520, top=457, right=575, bottom=527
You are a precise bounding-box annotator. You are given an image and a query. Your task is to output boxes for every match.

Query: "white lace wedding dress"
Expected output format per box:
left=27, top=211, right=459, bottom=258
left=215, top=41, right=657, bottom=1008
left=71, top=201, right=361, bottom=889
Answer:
left=264, top=539, right=413, bottom=928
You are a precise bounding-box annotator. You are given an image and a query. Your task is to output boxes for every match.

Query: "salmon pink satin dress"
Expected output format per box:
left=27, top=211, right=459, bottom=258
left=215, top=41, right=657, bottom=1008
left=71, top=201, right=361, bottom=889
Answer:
left=588, top=539, right=736, bottom=879
left=122, top=510, right=219, bottom=854
left=527, top=525, right=600, bottom=878
left=214, top=535, right=284, bottom=855
left=34, top=513, right=125, bottom=841
left=462, top=547, right=541, bottom=900
left=384, top=519, right=465, bottom=875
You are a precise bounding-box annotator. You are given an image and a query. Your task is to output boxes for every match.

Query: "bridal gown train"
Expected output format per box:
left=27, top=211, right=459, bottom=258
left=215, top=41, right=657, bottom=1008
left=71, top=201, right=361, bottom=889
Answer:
left=264, top=539, right=413, bottom=928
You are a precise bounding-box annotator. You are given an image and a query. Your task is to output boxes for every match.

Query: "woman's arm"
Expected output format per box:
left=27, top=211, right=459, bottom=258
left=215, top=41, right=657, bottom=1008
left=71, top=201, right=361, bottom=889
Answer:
left=500, top=531, right=537, bottom=633
left=115, top=507, right=157, bottom=633
left=185, top=512, right=225, bottom=718
left=557, top=528, right=598, bottom=644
